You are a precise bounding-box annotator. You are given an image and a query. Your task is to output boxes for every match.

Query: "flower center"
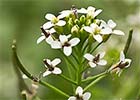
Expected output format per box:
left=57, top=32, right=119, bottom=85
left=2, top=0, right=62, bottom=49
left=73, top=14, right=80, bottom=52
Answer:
left=117, top=61, right=129, bottom=69
left=76, top=95, right=83, bottom=100
left=40, top=27, right=50, bottom=38
left=52, top=17, right=59, bottom=24
left=62, top=42, right=71, bottom=47
left=43, top=59, right=54, bottom=71
left=94, top=26, right=101, bottom=34
left=93, top=54, right=100, bottom=64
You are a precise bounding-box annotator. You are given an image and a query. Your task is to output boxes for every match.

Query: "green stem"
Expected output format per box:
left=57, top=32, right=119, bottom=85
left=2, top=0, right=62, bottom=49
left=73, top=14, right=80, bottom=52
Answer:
left=39, top=80, right=69, bottom=98
left=84, top=75, right=106, bottom=91
left=82, top=71, right=108, bottom=83
left=90, top=42, right=103, bottom=54
left=58, top=50, right=77, bottom=70
left=12, top=40, right=69, bottom=98
left=124, top=29, right=133, bottom=55
left=59, top=74, right=77, bottom=85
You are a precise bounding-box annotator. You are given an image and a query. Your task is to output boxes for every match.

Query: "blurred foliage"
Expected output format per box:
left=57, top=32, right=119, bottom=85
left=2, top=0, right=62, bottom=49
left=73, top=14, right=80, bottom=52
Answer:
left=0, top=0, right=140, bottom=100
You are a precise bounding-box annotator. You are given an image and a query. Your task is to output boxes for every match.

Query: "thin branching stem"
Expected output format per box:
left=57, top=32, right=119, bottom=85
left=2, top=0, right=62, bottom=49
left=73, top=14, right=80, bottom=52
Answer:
left=59, top=74, right=78, bottom=85
left=84, top=75, right=106, bottom=91
left=12, top=40, right=69, bottom=98
left=82, top=71, right=108, bottom=83
left=124, top=29, right=133, bottom=55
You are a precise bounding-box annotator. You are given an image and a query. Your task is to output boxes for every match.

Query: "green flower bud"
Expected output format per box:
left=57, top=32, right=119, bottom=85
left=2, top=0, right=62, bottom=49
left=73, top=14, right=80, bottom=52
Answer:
left=80, top=15, right=86, bottom=24
left=86, top=19, right=92, bottom=26
left=71, top=25, right=79, bottom=34
left=74, top=19, right=80, bottom=25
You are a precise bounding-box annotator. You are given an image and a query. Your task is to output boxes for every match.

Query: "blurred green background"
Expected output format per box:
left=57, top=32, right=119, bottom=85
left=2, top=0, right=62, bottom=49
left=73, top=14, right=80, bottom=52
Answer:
left=0, top=0, right=140, bottom=100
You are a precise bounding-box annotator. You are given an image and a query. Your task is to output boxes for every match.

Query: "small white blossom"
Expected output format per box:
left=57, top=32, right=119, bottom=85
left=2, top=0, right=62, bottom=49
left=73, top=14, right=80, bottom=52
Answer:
left=78, top=6, right=102, bottom=18
left=43, top=58, right=62, bottom=77
left=84, top=52, right=107, bottom=68
left=59, top=7, right=77, bottom=18
left=100, top=20, right=125, bottom=35
left=84, top=23, right=111, bottom=43
left=51, top=35, right=80, bottom=56
left=68, top=86, right=91, bottom=100
left=37, top=27, right=56, bottom=44
left=43, top=13, right=66, bottom=29
left=109, top=51, right=132, bottom=76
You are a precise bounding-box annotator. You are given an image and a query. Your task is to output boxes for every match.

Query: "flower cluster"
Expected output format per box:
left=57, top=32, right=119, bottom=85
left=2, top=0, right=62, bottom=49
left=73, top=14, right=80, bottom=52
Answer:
left=37, top=6, right=124, bottom=56
left=36, top=6, right=132, bottom=100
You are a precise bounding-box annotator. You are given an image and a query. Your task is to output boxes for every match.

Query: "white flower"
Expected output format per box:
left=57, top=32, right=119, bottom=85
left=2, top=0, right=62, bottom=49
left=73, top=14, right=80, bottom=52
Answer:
left=43, top=13, right=66, bottom=29
left=37, top=27, right=56, bottom=44
left=68, top=86, right=91, bottom=100
left=109, top=51, right=132, bottom=76
left=43, top=58, right=62, bottom=77
left=84, top=23, right=111, bottom=43
left=100, top=19, right=125, bottom=35
left=84, top=52, right=107, bottom=68
left=51, top=35, right=80, bottom=56
left=78, top=6, right=102, bottom=18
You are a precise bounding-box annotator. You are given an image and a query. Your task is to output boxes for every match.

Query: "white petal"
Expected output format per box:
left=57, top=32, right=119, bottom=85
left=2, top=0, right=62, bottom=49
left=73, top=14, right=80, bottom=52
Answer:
left=69, top=38, right=80, bottom=47
left=43, top=22, right=54, bottom=29
left=22, top=74, right=28, bottom=79
left=68, top=96, right=77, bottom=100
left=83, top=92, right=91, bottom=100
left=100, top=27, right=112, bottom=34
left=90, top=23, right=97, bottom=29
left=77, top=8, right=87, bottom=14
left=52, top=67, right=62, bottom=74
left=84, top=26, right=93, bottom=33
left=45, top=13, right=56, bottom=20
left=87, top=6, right=95, bottom=11
left=84, top=53, right=94, bottom=61
left=107, top=20, right=116, bottom=29
left=99, top=51, right=105, bottom=59
left=120, top=51, right=125, bottom=62
left=89, top=62, right=96, bottom=68
left=56, top=20, right=66, bottom=26
left=37, top=35, right=45, bottom=44
left=118, top=70, right=123, bottom=77
left=97, top=60, right=107, bottom=65
left=67, top=34, right=72, bottom=39
left=45, top=36, right=54, bottom=44
left=51, top=41, right=62, bottom=49
left=63, top=46, right=72, bottom=56
left=51, top=58, right=61, bottom=67
left=59, top=35, right=68, bottom=44
left=94, top=9, right=102, bottom=17
left=93, top=34, right=103, bottom=43
left=43, top=70, right=51, bottom=77
left=49, top=28, right=56, bottom=34
left=76, top=86, right=83, bottom=96
left=46, top=59, right=51, bottom=65
left=58, top=11, right=71, bottom=19
left=124, top=59, right=132, bottom=68
left=112, top=30, right=125, bottom=35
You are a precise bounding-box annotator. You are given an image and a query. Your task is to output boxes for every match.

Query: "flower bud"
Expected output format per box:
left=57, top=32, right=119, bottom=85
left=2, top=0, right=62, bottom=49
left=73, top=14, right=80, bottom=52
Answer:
left=80, top=15, right=86, bottom=23
left=71, top=25, right=79, bottom=34
left=74, top=19, right=80, bottom=25
left=86, top=19, right=92, bottom=26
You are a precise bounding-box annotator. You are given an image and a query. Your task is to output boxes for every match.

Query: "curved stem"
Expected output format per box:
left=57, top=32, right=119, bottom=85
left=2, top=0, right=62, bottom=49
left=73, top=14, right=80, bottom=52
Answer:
left=82, top=71, right=108, bottom=83
left=84, top=75, right=106, bottom=91
left=90, top=42, right=103, bottom=54
left=59, top=74, right=78, bottom=85
left=124, top=29, right=133, bottom=55
left=12, top=40, right=69, bottom=98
